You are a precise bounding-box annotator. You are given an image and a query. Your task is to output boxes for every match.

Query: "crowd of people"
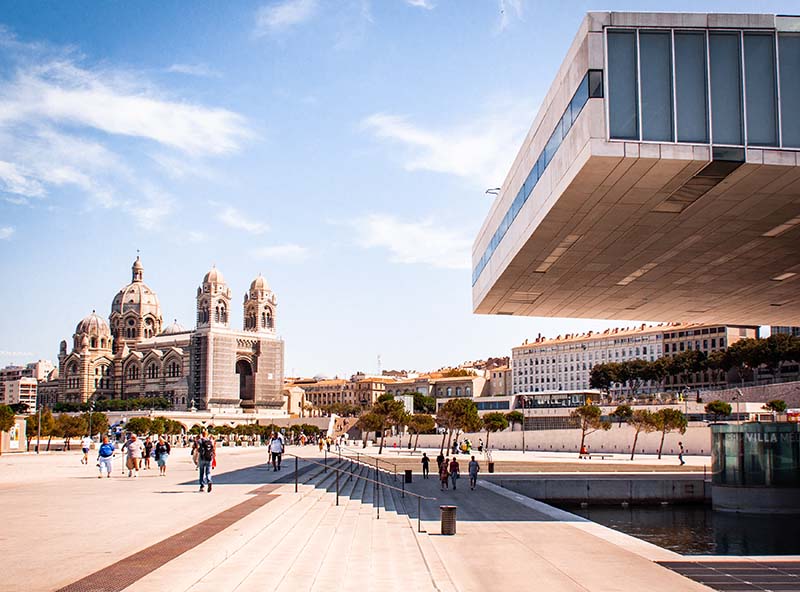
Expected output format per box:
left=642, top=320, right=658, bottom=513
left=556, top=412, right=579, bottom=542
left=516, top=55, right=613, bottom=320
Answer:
left=432, top=452, right=481, bottom=491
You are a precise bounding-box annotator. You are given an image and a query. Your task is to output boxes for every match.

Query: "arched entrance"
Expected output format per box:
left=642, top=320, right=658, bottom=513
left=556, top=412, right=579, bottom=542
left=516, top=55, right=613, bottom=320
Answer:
left=236, top=359, right=255, bottom=408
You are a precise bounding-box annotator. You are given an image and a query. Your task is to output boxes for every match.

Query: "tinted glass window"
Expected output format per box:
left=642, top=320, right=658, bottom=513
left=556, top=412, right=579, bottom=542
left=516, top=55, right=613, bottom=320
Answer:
left=779, top=34, right=800, bottom=147
left=608, top=31, right=639, bottom=139
left=710, top=32, right=743, bottom=145
left=675, top=31, right=709, bottom=142
left=639, top=31, right=673, bottom=141
left=744, top=33, right=778, bottom=146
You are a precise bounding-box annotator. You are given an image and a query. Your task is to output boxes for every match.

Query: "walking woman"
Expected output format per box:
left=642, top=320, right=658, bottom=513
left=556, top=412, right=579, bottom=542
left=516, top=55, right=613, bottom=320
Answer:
left=439, top=456, right=450, bottom=491
left=154, top=435, right=171, bottom=476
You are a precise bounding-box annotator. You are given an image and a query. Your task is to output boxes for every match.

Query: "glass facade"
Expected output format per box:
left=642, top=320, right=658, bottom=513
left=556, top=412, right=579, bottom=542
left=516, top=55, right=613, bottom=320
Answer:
left=711, top=423, right=800, bottom=488
left=472, top=70, right=603, bottom=286
left=608, top=27, right=800, bottom=149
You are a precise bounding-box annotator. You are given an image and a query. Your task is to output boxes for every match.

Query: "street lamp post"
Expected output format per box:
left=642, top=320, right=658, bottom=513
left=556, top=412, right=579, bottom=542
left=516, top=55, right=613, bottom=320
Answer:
left=36, top=391, right=41, bottom=454
left=521, top=396, right=526, bottom=454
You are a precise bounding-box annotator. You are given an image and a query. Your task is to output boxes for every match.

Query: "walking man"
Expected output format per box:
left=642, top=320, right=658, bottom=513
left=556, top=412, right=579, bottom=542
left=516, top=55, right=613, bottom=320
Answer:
left=421, top=453, right=430, bottom=479
left=80, top=434, right=92, bottom=465
left=436, top=451, right=445, bottom=473
left=448, top=457, right=460, bottom=490
left=197, top=430, right=216, bottom=492
left=269, top=432, right=285, bottom=471
left=468, top=455, right=480, bottom=490
left=97, top=436, right=115, bottom=478
left=123, top=434, right=142, bottom=478
left=678, top=441, right=686, bottom=466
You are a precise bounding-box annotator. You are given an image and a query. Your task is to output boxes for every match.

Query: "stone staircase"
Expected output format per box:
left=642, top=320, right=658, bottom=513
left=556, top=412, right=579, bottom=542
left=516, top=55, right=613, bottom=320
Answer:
left=125, top=457, right=453, bottom=592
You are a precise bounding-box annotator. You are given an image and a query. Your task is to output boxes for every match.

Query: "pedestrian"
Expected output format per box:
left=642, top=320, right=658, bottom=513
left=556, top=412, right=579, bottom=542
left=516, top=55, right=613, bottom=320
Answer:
left=579, top=444, right=588, bottom=459
left=439, top=457, right=450, bottom=491
left=452, top=440, right=458, bottom=455
left=97, top=436, right=115, bottom=478
left=80, top=434, right=92, bottom=465
left=326, top=437, right=332, bottom=452
left=421, top=453, right=430, bottom=479
left=678, top=441, right=685, bottom=466
left=318, top=437, right=324, bottom=452
left=449, top=457, right=460, bottom=490
left=191, top=435, right=200, bottom=467
left=436, top=451, right=445, bottom=473
left=154, top=435, right=171, bottom=476
left=269, top=432, right=285, bottom=471
left=468, top=456, right=480, bottom=490
left=143, top=436, right=153, bottom=470
left=123, top=434, right=142, bottom=477
left=478, top=438, right=484, bottom=453
left=197, top=430, right=216, bottom=492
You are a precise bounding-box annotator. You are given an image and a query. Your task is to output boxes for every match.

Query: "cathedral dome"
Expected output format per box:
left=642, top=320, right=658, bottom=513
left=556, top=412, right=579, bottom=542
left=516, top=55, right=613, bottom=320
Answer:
left=203, top=266, right=225, bottom=285
left=250, top=274, right=270, bottom=292
left=75, top=311, right=111, bottom=338
left=161, top=319, right=186, bottom=335
left=111, top=258, right=162, bottom=320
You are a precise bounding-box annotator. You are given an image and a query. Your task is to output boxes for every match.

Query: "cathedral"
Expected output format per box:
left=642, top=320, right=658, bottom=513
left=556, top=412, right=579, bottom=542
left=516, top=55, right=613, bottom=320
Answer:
left=56, top=258, right=284, bottom=412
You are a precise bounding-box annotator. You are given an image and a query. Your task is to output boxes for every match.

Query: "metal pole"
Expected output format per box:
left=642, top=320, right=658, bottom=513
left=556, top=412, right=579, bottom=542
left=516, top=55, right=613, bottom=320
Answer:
left=295, top=455, right=298, bottom=493
left=336, top=469, right=340, bottom=506
left=377, top=480, right=380, bottom=520
left=418, top=497, right=421, bottom=532
left=402, top=478, right=405, bottom=498
left=522, top=399, right=526, bottom=454
left=36, top=403, right=41, bottom=454
left=324, top=448, right=327, bottom=472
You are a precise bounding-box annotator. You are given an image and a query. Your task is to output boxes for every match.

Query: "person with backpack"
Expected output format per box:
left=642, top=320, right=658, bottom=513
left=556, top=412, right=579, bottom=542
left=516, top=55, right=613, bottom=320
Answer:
left=269, top=432, right=285, bottom=471
left=154, top=436, right=171, bottom=476
left=97, top=436, right=116, bottom=479
left=197, top=430, right=216, bottom=492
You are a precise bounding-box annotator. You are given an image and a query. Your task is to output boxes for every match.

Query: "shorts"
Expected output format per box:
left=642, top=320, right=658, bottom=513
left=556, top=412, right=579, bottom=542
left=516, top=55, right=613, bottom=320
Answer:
left=82, top=448, right=89, bottom=454
left=156, top=454, right=169, bottom=467
left=126, top=456, right=141, bottom=470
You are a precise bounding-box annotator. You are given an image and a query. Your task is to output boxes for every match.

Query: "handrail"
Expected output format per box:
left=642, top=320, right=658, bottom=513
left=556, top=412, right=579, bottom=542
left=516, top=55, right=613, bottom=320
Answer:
left=285, top=452, right=435, bottom=533
left=338, top=445, right=398, bottom=481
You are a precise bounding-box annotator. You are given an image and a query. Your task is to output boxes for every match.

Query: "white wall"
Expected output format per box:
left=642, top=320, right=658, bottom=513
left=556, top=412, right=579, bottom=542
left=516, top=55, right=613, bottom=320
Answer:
left=384, top=423, right=711, bottom=456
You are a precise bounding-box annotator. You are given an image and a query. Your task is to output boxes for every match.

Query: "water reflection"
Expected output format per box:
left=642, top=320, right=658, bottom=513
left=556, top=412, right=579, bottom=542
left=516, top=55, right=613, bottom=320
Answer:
left=560, top=504, right=800, bottom=555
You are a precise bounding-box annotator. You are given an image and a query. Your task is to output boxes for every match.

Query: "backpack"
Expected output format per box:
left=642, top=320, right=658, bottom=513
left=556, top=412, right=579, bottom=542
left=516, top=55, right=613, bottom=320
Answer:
left=99, top=443, right=114, bottom=458
left=199, top=438, right=214, bottom=461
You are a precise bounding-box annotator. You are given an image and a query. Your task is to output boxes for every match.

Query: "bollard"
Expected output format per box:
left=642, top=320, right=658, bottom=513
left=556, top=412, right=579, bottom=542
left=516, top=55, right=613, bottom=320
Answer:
left=440, top=505, right=457, bottom=535
left=405, top=469, right=412, bottom=483
left=488, top=461, right=495, bottom=474
left=336, top=469, right=340, bottom=506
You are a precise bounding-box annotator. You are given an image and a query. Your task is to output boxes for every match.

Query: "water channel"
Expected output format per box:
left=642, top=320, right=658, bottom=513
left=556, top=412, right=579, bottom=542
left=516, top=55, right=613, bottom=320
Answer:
left=557, top=503, right=800, bottom=556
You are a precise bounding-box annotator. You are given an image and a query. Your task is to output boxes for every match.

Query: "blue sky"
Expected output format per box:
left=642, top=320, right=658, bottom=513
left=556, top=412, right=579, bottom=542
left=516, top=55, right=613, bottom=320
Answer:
left=0, top=0, right=783, bottom=376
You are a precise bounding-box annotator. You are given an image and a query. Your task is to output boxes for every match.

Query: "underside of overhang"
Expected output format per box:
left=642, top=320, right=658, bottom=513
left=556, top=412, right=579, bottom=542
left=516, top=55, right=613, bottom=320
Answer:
left=474, top=154, right=800, bottom=325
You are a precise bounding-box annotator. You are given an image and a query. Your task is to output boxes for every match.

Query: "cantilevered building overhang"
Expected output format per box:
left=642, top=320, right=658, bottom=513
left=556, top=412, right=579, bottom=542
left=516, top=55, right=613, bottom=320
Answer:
left=473, top=12, right=800, bottom=326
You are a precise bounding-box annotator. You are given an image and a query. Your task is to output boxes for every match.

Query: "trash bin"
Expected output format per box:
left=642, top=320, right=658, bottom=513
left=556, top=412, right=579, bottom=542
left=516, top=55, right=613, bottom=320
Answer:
left=440, top=505, right=457, bottom=535
left=488, top=462, right=495, bottom=473
left=405, top=469, right=413, bottom=483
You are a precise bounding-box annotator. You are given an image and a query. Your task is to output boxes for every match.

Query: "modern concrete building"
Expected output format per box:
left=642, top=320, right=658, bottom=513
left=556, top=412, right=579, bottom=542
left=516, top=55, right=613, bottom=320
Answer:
left=473, top=12, right=800, bottom=326
left=512, top=322, right=757, bottom=394
left=1, top=377, right=37, bottom=409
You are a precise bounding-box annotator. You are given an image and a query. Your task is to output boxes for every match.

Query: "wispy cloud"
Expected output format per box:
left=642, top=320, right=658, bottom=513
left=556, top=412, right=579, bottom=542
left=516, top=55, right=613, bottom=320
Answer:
left=0, top=33, right=248, bottom=230
left=406, top=0, right=435, bottom=9
left=217, top=204, right=269, bottom=234
left=497, top=0, right=524, bottom=32
left=351, top=214, right=471, bottom=270
left=361, top=100, right=532, bottom=187
left=0, top=226, right=15, bottom=240
left=254, top=0, right=319, bottom=36
left=166, top=63, right=221, bottom=78
left=254, top=243, right=310, bottom=262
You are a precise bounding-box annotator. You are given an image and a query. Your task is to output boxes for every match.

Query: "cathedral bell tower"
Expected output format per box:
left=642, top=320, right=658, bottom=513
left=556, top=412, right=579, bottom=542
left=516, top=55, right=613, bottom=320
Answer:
left=243, top=274, right=277, bottom=333
left=196, top=266, right=231, bottom=328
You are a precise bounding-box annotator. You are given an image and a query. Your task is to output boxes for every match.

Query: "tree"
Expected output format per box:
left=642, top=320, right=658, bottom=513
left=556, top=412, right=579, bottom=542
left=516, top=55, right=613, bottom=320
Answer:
left=705, top=400, right=732, bottom=423
left=589, top=363, right=615, bottom=393
left=627, top=409, right=656, bottom=461
left=505, top=410, right=524, bottom=431
left=570, top=404, right=610, bottom=456
left=706, top=349, right=730, bottom=384
left=436, top=398, right=481, bottom=453
left=651, top=408, right=687, bottom=459
left=412, top=392, right=436, bottom=414
left=125, top=416, right=153, bottom=435
left=56, top=414, right=85, bottom=449
left=623, top=359, right=650, bottom=395
left=0, top=405, right=15, bottom=456
left=764, top=399, right=787, bottom=414
left=9, top=402, right=29, bottom=414
left=610, top=404, right=633, bottom=428
left=356, top=412, right=384, bottom=449
left=764, top=334, right=796, bottom=379
left=482, top=412, right=508, bottom=451
left=407, top=413, right=435, bottom=451
left=441, top=368, right=476, bottom=377
left=668, top=350, right=707, bottom=388
left=725, top=338, right=766, bottom=384
left=80, top=411, right=109, bottom=438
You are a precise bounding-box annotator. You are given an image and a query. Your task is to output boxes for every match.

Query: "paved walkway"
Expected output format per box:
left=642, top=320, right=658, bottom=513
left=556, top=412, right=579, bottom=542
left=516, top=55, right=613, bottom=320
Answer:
left=0, top=445, right=759, bottom=592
